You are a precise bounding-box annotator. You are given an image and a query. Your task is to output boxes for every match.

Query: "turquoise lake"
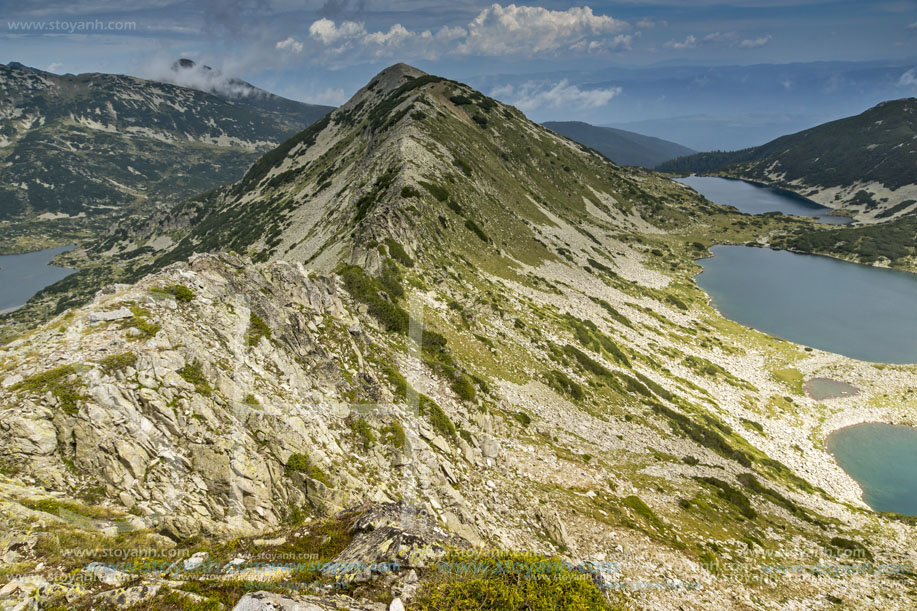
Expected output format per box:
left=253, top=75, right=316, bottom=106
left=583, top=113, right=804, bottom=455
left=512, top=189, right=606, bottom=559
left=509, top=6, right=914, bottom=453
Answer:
left=696, top=246, right=917, bottom=364
left=675, top=176, right=853, bottom=225
left=0, top=245, right=77, bottom=313
left=827, top=424, right=917, bottom=515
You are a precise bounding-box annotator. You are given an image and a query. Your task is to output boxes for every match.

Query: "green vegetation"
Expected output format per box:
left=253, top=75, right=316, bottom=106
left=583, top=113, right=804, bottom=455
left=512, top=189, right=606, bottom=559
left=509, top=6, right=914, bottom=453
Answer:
left=650, top=402, right=753, bottom=467
left=98, top=351, right=138, bottom=374
left=347, top=417, right=377, bottom=451
left=21, top=497, right=119, bottom=520
left=774, top=215, right=917, bottom=266
left=151, top=283, right=195, bottom=302
left=119, top=305, right=161, bottom=340
left=385, top=238, right=415, bottom=267
left=565, top=315, right=630, bottom=367
left=246, top=312, right=272, bottom=347
left=178, top=360, right=213, bottom=396
left=464, top=219, right=491, bottom=243
left=828, top=537, right=873, bottom=561
left=419, top=181, right=450, bottom=202
left=623, top=495, right=666, bottom=531
left=546, top=369, right=585, bottom=401
left=284, top=452, right=333, bottom=486
left=382, top=419, right=407, bottom=449
left=413, top=550, right=616, bottom=611
left=695, top=476, right=757, bottom=519
left=12, top=364, right=87, bottom=415
left=420, top=394, right=456, bottom=440
left=339, top=265, right=409, bottom=334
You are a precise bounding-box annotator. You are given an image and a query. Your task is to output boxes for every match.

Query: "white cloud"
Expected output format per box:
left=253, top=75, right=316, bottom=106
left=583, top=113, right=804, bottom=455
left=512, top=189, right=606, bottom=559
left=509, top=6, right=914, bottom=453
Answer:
left=275, top=37, right=303, bottom=53
left=458, top=4, right=628, bottom=55
left=666, top=31, right=770, bottom=50
left=664, top=35, right=696, bottom=49
left=740, top=34, right=772, bottom=48
left=365, top=23, right=412, bottom=47
left=703, top=31, right=738, bottom=42
left=304, top=4, right=631, bottom=62
left=490, top=79, right=621, bottom=112
left=308, top=18, right=366, bottom=45
left=47, top=62, right=63, bottom=72
left=908, top=21, right=917, bottom=29
left=898, top=68, right=917, bottom=87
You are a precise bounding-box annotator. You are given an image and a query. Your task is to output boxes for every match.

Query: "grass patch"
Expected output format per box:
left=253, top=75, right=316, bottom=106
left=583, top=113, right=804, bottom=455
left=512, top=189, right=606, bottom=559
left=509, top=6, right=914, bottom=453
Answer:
left=413, top=550, right=616, bottom=611
left=284, top=453, right=333, bottom=487
left=382, top=419, right=407, bottom=449
left=119, top=305, right=161, bottom=340
left=421, top=394, right=456, bottom=440
left=12, top=364, right=87, bottom=415
left=339, top=265, right=409, bottom=334
left=178, top=360, right=213, bottom=396
left=151, top=283, right=195, bottom=302
left=247, top=312, right=272, bottom=346
left=346, top=416, right=376, bottom=451
left=98, top=351, right=137, bottom=374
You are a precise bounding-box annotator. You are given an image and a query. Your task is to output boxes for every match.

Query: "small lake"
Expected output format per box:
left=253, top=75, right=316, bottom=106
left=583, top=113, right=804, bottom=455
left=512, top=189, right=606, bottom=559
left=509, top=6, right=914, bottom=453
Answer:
left=675, top=176, right=853, bottom=225
left=0, top=245, right=77, bottom=314
left=827, top=423, right=917, bottom=515
left=696, top=246, right=917, bottom=363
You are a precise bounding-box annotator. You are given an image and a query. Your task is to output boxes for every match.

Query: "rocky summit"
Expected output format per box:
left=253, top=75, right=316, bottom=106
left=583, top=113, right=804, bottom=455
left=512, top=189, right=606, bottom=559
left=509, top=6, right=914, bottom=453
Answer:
left=2, top=64, right=917, bottom=610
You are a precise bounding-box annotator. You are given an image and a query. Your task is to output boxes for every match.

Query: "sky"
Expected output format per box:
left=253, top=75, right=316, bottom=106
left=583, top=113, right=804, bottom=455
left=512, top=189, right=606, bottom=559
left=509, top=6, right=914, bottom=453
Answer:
left=2, top=1, right=916, bottom=149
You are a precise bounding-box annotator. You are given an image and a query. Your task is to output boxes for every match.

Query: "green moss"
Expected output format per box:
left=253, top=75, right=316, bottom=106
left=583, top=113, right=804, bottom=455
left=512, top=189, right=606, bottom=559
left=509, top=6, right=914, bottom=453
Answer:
left=382, top=419, right=407, bottom=449
left=339, top=265, right=409, bottom=334
left=246, top=312, right=272, bottom=347
left=464, top=219, right=491, bottom=243
left=401, top=186, right=422, bottom=198
left=513, top=411, right=532, bottom=427
left=385, top=238, right=415, bottom=267
left=284, top=452, right=333, bottom=487
left=546, top=369, right=585, bottom=401
left=12, top=364, right=87, bottom=415
left=98, top=351, right=137, bottom=374
left=151, top=283, right=195, bottom=302
left=452, top=156, right=473, bottom=177
left=347, top=417, right=377, bottom=451
left=178, top=360, right=213, bottom=396
left=414, top=550, right=616, bottom=611
left=419, top=180, right=450, bottom=202
left=828, top=537, right=873, bottom=561
left=695, top=476, right=757, bottom=519
left=622, top=495, right=666, bottom=531
left=21, top=497, right=118, bottom=520
left=421, top=394, right=456, bottom=440
left=119, top=305, right=161, bottom=340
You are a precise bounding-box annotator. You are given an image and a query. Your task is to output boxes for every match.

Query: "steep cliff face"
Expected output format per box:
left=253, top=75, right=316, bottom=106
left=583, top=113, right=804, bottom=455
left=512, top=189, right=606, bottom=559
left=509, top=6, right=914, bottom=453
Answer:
left=2, top=65, right=917, bottom=610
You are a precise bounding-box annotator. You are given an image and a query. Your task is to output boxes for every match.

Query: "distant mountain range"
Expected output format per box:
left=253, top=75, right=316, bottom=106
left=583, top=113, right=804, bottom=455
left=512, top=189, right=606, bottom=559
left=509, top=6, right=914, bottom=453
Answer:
left=542, top=121, right=694, bottom=168
left=0, top=61, right=332, bottom=250
left=659, top=98, right=917, bottom=221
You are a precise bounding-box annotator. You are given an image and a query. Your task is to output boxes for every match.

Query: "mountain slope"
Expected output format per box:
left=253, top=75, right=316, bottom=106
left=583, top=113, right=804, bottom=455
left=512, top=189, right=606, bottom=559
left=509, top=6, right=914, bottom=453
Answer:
left=0, top=62, right=332, bottom=251
left=658, top=98, right=917, bottom=221
left=1, top=64, right=916, bottom=610
left=543, top=120, right=695, bottom=168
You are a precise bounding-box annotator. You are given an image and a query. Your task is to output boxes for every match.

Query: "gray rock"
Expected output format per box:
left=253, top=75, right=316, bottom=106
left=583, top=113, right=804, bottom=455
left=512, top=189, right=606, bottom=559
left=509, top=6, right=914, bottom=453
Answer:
left=89, top=307, right=134, bottom=323
left=93, top=583, right=161, bottom=608
left=83, top=562, right=133, bottom=586
left=232, top=591, right=386, bottom=610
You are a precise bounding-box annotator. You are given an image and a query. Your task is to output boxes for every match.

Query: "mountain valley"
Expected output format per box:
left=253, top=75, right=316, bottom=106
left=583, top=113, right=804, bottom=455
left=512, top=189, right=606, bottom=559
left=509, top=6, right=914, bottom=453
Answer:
left=1, top=64, right=917, bottom=611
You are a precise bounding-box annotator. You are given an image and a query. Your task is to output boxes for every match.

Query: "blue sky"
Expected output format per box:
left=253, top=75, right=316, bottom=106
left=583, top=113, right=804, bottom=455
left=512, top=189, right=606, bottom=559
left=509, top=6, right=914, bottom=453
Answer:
left=2, top=1, right=916, bottom=148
